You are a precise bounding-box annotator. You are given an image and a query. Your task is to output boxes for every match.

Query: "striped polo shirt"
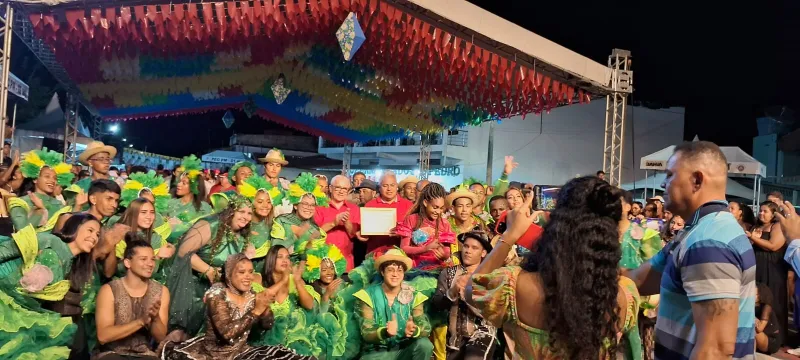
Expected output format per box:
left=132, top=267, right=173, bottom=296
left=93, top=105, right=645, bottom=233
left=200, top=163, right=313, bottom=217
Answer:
left=650, top=201, right=756, bottom=360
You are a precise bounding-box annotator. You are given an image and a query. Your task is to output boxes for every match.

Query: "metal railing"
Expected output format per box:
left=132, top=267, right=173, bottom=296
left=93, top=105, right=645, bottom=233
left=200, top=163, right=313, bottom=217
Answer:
left=320, top=129, right=469, bottom=149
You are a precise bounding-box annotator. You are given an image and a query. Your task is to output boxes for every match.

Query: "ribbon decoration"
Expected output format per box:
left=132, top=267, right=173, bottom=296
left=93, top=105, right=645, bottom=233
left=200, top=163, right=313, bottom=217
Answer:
left=26, top=0, right=589, bottom=142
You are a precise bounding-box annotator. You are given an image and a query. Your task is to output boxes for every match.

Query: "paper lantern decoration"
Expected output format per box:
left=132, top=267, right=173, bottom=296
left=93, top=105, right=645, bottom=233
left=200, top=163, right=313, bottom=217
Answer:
left=271, top=75, right=290, bottom=105
left=336, top=12, right=366, bottom=61
left=222, top=110, right=235, bottom=128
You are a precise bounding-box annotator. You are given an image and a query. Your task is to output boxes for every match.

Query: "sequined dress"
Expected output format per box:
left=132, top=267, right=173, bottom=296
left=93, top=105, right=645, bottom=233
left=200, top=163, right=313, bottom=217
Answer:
left=161, top=284, right=314, bottom=360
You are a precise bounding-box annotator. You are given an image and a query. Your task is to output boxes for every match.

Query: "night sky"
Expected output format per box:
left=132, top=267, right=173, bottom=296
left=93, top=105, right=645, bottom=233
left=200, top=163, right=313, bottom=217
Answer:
left=10, top=1, right=800, bottom=157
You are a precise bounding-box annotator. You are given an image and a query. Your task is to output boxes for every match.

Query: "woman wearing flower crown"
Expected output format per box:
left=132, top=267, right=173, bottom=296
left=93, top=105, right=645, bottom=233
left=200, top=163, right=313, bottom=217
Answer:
left=165, top=193, right=253, bottom=340
left=165, top=155, right=213, bottom=243
left=116, top=170, right=173, bottom=242
left=7, top=148, right=74, bottom=233
left=235, top=174, right=282, bottom=270
left=270, top=173, right=328, bottom=256
left=0, top=213, right=102, bottom=359
left=248, top=244, right=344, bottom=359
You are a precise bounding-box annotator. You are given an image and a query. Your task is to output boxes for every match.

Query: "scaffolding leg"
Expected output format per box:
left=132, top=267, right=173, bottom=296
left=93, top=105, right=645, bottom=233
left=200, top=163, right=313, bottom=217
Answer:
left=342, top=144, right=353, bottom=176
left=63, top=94, right=79, bottom=164
left=419, top=134, right=431, bottom=180
left=0, top=3, right=13, bottom=145
left=602, top=49, right=633, bottom=186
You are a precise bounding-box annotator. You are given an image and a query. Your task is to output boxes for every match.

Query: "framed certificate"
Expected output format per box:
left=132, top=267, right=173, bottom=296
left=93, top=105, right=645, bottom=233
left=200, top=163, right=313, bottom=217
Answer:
left=360, top=208, right=397, bottom=236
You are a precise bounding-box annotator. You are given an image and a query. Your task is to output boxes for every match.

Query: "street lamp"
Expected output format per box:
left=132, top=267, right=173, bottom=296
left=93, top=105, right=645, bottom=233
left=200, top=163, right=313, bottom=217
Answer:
left=122, top=138, right=127, bottom=142
left=128, top=144, right=133, bottom=148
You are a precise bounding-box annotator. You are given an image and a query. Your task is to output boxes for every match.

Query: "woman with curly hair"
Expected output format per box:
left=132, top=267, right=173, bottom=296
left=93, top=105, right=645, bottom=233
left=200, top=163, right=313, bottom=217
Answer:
left=467, top=176, right=642, bottom=360
left=165, top=194, right=253, bottom=340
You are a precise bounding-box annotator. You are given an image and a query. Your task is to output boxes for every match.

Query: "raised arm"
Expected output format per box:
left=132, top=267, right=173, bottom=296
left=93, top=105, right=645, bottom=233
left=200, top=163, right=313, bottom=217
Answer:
left=690, top=299, right=739, bottom=359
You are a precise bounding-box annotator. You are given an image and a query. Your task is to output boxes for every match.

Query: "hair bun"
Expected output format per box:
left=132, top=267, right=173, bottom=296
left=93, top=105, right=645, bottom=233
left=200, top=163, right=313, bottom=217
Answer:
left=587, top=182, right=622, bottom=219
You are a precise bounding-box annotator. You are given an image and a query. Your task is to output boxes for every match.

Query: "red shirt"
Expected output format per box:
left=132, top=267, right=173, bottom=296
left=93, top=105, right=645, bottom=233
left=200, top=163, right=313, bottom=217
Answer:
left=363, top=197, right=413, bottom=254
left=314, top=201, right=361, bottom=271
left=209, top=184, right=234, bottom=195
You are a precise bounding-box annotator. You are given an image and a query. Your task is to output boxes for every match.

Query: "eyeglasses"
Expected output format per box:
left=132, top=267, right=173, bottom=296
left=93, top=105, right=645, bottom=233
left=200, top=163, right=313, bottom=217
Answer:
left=331, top=186, right=351, bottom=192
left=89, top=157, right=112, bottom=163
left=298, top=202, right=316, bottom=208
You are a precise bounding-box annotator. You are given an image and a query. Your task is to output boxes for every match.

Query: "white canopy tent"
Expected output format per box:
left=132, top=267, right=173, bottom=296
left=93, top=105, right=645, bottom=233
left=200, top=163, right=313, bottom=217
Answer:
left=201, top=150, right=253, bottom=165
left=638, top=144, right=767, bottom=205
left=620, top=173, right=766, bottom=202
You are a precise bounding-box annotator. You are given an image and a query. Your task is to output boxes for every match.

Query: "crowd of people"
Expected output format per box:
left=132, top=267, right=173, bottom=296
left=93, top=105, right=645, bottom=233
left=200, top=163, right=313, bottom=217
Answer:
left=0, top=139, right=797, bottom=360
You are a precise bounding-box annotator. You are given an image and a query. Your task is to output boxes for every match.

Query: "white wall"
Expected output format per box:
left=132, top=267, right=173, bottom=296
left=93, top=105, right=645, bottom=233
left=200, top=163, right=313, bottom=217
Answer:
left=461, top=101, right=685, bottom=185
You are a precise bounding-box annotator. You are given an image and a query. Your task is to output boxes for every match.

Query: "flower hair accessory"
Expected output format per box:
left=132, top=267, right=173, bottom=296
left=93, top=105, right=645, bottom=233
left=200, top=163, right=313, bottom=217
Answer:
left=121, top=170, right=169, bottom=213
left=287, top=172, right=329, bottom=207
left=227, top=193, right=253, bottom=212
left=303, top=242, right=346, bottom=282
left=179, top=155, right=203, bottom=195
left=20, top=148, right=75, bottom=187
left=237, top=174, right=285, bottom=206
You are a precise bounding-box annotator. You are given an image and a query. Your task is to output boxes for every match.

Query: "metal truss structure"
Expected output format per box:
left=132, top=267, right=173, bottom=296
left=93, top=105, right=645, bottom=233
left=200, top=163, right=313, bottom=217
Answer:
left=341, top=144, right=353, bottom=176
left=419, top=134, right=432, bottom=180
left=0, top=3, right=12, bottom=144
left=63, top=94, right=79, bottom=164
left=602, top=49, right=633, bottom=186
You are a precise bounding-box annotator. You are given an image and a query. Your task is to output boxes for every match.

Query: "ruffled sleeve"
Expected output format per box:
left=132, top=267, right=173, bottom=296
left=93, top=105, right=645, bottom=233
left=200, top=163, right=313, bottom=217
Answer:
left=395, top=214, right=416, bottom=238
left=468, top=265, right=521, bottom=328
left=640, top=228, right=663, bottom=261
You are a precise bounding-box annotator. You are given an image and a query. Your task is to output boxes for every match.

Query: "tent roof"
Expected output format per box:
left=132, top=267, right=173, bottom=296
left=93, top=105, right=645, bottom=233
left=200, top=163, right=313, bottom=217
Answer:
left=201, top=150, right=253, bottom=165
left=620, top=173, right=764, bottom=202
left=18, top=93, right=90, bottom=136
left=639, top=144, right=766, bottom=177
left=13, top=0, right=612, bottom=143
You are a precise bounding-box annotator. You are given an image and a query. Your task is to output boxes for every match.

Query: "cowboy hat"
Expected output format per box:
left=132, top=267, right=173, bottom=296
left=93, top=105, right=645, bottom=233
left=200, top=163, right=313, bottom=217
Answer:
left=398, top=176, right=419, bottom=189
left=457, top=231, right=493, bottom=252
left=258, top=148, right=288, bottom=165
left=648, top=195, right=665, bottom=203
left=374, top=248, right=412, bottom=271
left=446, top=187, right=480, bottom=207
left=78, top=141, right=117, bottom=165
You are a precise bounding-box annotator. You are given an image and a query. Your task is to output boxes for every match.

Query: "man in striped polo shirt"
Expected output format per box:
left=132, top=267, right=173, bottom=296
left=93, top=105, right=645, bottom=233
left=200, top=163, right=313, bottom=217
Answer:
left=626, top=141, right=755, bottom=360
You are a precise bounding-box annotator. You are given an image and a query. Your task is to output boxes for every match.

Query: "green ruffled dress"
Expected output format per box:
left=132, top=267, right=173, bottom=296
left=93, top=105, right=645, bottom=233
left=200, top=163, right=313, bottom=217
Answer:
left=618, top=222, right=662, bottom=270
left=7, top=193, right=72, bottom=234
left=164, top=198, right=213, bottom=244
left=0, top=226, right=80, bottom=360
left=249, top=218, right=272, bottom=271
left=270, top=213, right=326, bottom=255
left=165, top=217, right=248, bottom=336
left=249, top=279, right=345, bottom=359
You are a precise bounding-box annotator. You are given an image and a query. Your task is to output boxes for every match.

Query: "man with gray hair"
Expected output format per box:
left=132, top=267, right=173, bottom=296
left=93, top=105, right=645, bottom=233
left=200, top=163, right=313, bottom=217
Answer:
left=359, top=171, right=413, bottom=254
left=314, top=174, right=360, bottom=270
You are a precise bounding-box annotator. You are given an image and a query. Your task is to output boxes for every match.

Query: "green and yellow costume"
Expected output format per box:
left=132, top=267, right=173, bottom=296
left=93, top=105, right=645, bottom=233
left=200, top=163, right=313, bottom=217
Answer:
left=9, top=149, right=74, bottom=233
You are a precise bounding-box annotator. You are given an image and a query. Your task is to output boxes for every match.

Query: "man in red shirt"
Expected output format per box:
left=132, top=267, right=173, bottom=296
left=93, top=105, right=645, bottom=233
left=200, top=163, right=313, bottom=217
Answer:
left=358, top=171, right=413, bottom=254
left=314, top=175, right=360, bottom=271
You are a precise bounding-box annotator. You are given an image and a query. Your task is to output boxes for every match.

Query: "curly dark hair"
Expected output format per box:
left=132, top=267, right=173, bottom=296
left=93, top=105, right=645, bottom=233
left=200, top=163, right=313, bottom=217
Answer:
left=206, top=205, right=252, bottom=262
left=522, top=176, right=623, bottom=359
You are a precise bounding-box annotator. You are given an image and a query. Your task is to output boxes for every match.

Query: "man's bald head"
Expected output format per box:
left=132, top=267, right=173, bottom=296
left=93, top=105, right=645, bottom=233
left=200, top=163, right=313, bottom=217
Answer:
left=417, top=179, right=430, bottom=191
left=662, top=141, right=728, bottom=218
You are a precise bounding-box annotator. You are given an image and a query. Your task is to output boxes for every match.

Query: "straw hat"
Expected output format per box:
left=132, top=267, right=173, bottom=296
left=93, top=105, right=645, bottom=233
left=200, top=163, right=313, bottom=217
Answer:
left=78, top=141, right=117, bottom=165
left=374, top=248, right=412, bottom=271
left=399, top=176, right=419, bottom=190
left=258, top=148, right=288, bottom=165
left=648, top=196, right=665, bottom=203
left=446, top=186, right=480, bottom=207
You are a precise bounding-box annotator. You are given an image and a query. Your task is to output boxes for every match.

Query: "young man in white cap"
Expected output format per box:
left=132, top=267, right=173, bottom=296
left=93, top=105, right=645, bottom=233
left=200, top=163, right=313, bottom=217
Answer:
left=258, top=148, right=292, bottom=216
